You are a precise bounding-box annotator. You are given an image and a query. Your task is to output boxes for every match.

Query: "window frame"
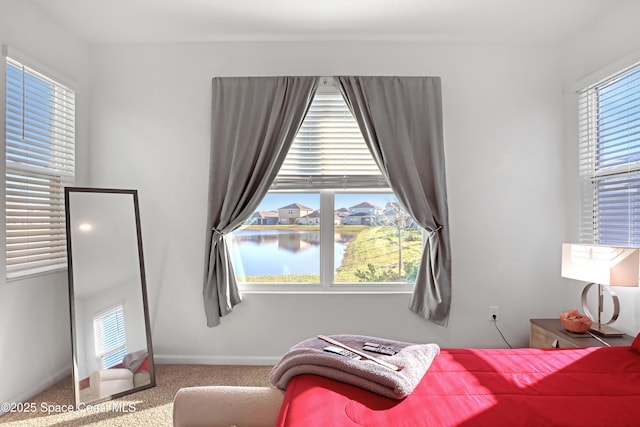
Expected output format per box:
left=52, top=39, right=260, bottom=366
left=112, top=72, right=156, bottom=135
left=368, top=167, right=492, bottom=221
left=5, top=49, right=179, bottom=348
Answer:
left=577, top=54, right=640, bottom=246
left=3, top=46, right=76, bottom=280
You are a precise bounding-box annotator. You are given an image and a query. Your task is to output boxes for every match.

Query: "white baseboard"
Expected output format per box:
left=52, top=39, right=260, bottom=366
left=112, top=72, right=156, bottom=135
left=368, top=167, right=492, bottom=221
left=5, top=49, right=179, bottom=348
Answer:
left=1, top=365, right=72, bottom=417
left=154, top=354, right=280, bottom=366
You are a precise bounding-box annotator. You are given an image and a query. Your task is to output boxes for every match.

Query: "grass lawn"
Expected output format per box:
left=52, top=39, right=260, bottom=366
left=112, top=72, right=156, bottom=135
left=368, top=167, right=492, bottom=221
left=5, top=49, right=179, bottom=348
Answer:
left=336, top=226, right=422, bottom=282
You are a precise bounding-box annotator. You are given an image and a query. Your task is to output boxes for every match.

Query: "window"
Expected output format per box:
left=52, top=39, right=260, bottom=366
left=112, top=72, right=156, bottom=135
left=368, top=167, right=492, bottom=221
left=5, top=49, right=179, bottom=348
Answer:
left=4, top=54, right=75, bottom=279
left=94, top=305, right=127, bottom=369
left=231, top=80, right=419, bottom=289
left=578, top=61, right=640, bottom=245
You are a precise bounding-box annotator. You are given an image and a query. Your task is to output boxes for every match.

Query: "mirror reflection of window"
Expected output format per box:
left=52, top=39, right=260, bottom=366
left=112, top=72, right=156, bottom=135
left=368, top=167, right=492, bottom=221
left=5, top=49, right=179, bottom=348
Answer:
left=93, top=304, right=128, bottom=369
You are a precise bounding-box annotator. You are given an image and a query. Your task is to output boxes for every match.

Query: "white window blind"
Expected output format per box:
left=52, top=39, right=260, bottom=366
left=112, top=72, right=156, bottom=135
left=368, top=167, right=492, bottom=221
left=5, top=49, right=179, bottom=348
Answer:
left=272, top=82, right=387, bottom=190
left=94, top=305, right=128, bottom=369
left=5, top=56, right=75, bottom=278
left=578, top=62, right=640, bottom=245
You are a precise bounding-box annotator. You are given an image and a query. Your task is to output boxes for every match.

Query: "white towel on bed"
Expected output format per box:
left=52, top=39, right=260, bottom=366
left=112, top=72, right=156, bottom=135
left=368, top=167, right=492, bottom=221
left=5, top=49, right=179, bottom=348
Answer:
left=269, top=334, right=440, bottom=400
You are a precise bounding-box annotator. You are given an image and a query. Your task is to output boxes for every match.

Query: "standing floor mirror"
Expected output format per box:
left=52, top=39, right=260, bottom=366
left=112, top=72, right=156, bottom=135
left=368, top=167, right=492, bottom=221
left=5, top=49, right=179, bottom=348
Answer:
left=65, top=187, right=155, bottom=405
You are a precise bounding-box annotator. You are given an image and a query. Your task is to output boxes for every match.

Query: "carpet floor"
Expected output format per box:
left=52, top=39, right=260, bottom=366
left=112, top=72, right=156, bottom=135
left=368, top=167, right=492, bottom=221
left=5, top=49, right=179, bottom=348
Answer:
left=0, top=364, right=273, bottom=426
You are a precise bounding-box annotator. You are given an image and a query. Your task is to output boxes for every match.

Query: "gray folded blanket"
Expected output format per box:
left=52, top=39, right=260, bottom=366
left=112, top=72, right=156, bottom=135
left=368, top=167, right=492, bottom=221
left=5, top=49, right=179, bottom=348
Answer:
left=269, top=334, right=440, bottom=399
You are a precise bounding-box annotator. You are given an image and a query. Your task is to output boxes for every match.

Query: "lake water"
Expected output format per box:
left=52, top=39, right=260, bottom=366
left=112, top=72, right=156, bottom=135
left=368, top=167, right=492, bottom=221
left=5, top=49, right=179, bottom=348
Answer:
left=231, top=229, right=354, bottom=276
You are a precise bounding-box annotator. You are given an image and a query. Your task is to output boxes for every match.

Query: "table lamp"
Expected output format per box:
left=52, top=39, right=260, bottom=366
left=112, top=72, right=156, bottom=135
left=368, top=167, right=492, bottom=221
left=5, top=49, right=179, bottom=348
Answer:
left=561, top=243, right=640, bottom=336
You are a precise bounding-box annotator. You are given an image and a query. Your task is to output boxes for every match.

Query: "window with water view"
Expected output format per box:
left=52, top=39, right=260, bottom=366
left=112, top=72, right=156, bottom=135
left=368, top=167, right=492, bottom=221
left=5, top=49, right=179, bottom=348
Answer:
left=231, top=192, right=422, bottom=285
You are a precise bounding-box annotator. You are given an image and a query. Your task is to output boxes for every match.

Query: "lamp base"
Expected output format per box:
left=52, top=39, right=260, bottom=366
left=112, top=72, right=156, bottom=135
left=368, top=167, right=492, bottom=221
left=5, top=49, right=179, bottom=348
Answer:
left=589, top=323, right=625, bottom=337
left=581, top=283, right=623, bottom=337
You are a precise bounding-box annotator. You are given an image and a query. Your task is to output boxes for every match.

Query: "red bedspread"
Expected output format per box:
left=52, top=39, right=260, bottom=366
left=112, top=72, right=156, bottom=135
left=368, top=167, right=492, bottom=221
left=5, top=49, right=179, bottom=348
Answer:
left=276, top=346, right=640, bottom=426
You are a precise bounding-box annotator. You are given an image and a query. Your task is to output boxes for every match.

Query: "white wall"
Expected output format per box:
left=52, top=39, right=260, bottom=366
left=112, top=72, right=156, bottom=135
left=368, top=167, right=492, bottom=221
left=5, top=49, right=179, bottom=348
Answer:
left=0, top=0, right=90, bottom=409
left=89, top=40, right=568, bottom=363
left=562, top=0, right=640, bottom=336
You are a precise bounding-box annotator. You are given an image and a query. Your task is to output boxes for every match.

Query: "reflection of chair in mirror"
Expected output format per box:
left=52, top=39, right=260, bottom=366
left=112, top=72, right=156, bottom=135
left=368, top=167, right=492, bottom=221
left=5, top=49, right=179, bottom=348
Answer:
left=79, top=349, right=150, bottom=401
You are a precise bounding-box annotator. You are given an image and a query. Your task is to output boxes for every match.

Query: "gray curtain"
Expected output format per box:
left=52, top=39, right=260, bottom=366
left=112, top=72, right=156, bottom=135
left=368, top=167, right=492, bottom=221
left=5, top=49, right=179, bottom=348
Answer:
left=336, top=76, right=452, bottom=326
left=204, top=76, right=318, bottom=327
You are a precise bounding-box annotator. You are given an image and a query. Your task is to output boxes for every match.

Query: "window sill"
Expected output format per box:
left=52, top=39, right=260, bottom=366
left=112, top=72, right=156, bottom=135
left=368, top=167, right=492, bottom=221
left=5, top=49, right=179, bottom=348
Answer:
left=6, top=264, right=67, bottom=282
left=239, top=283, right=414, bottom=294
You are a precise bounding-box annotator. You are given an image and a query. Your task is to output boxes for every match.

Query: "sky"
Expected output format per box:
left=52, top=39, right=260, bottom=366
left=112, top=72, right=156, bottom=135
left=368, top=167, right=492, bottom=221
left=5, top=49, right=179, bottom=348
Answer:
left=256, top=192, right=398, bottom=212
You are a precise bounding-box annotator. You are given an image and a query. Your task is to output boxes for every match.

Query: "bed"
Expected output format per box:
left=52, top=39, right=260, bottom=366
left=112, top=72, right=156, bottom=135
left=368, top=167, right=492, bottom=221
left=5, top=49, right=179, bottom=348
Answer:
left=275, top=343, right=640, bottom=426
left=171, top=334, right=640, bottom=427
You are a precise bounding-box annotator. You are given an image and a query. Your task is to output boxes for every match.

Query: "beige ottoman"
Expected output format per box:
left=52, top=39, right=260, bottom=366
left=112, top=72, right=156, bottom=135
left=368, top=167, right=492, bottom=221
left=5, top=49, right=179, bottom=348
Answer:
left=172, top=386, right=284, bottom=427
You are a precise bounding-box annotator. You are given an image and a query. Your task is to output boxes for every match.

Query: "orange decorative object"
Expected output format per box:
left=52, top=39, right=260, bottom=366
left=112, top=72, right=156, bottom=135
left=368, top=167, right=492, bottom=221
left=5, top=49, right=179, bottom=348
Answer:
left=560, top=309, right=592, bottom=333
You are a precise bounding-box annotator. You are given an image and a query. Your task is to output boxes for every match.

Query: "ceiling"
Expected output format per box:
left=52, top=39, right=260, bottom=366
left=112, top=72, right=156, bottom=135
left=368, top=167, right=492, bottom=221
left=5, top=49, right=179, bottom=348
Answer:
left=32, top=0, right=618, bottom=45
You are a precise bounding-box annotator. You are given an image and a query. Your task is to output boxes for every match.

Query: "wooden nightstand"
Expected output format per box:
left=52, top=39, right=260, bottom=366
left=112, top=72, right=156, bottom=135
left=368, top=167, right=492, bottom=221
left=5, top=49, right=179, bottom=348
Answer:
left=530, top=318, right=635, bottom=348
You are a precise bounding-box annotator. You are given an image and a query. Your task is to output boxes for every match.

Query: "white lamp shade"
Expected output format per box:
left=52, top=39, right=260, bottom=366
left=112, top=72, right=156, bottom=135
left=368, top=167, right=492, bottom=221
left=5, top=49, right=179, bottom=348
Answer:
left=561, top=243, right=640, bottom=287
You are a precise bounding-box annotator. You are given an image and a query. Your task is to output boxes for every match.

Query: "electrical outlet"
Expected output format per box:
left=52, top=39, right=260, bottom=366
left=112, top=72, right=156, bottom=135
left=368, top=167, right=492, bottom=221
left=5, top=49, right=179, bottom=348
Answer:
left=489, top=306, right=499, bottom=321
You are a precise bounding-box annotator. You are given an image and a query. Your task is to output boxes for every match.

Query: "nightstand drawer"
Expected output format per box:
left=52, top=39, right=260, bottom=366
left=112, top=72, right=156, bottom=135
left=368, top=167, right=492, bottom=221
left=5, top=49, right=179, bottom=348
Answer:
left=530, top=323, right=577, bottom=348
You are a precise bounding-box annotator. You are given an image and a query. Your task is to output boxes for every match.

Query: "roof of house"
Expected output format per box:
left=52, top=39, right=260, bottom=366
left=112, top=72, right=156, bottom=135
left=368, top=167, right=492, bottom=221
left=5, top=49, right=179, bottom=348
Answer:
left=350, top=202, right=381, bottom=210
left=301, top=210, right=321, bottom=219
left=253, top=210, right=278, bottom=218
left=279, top=203, right=314, bottom=211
